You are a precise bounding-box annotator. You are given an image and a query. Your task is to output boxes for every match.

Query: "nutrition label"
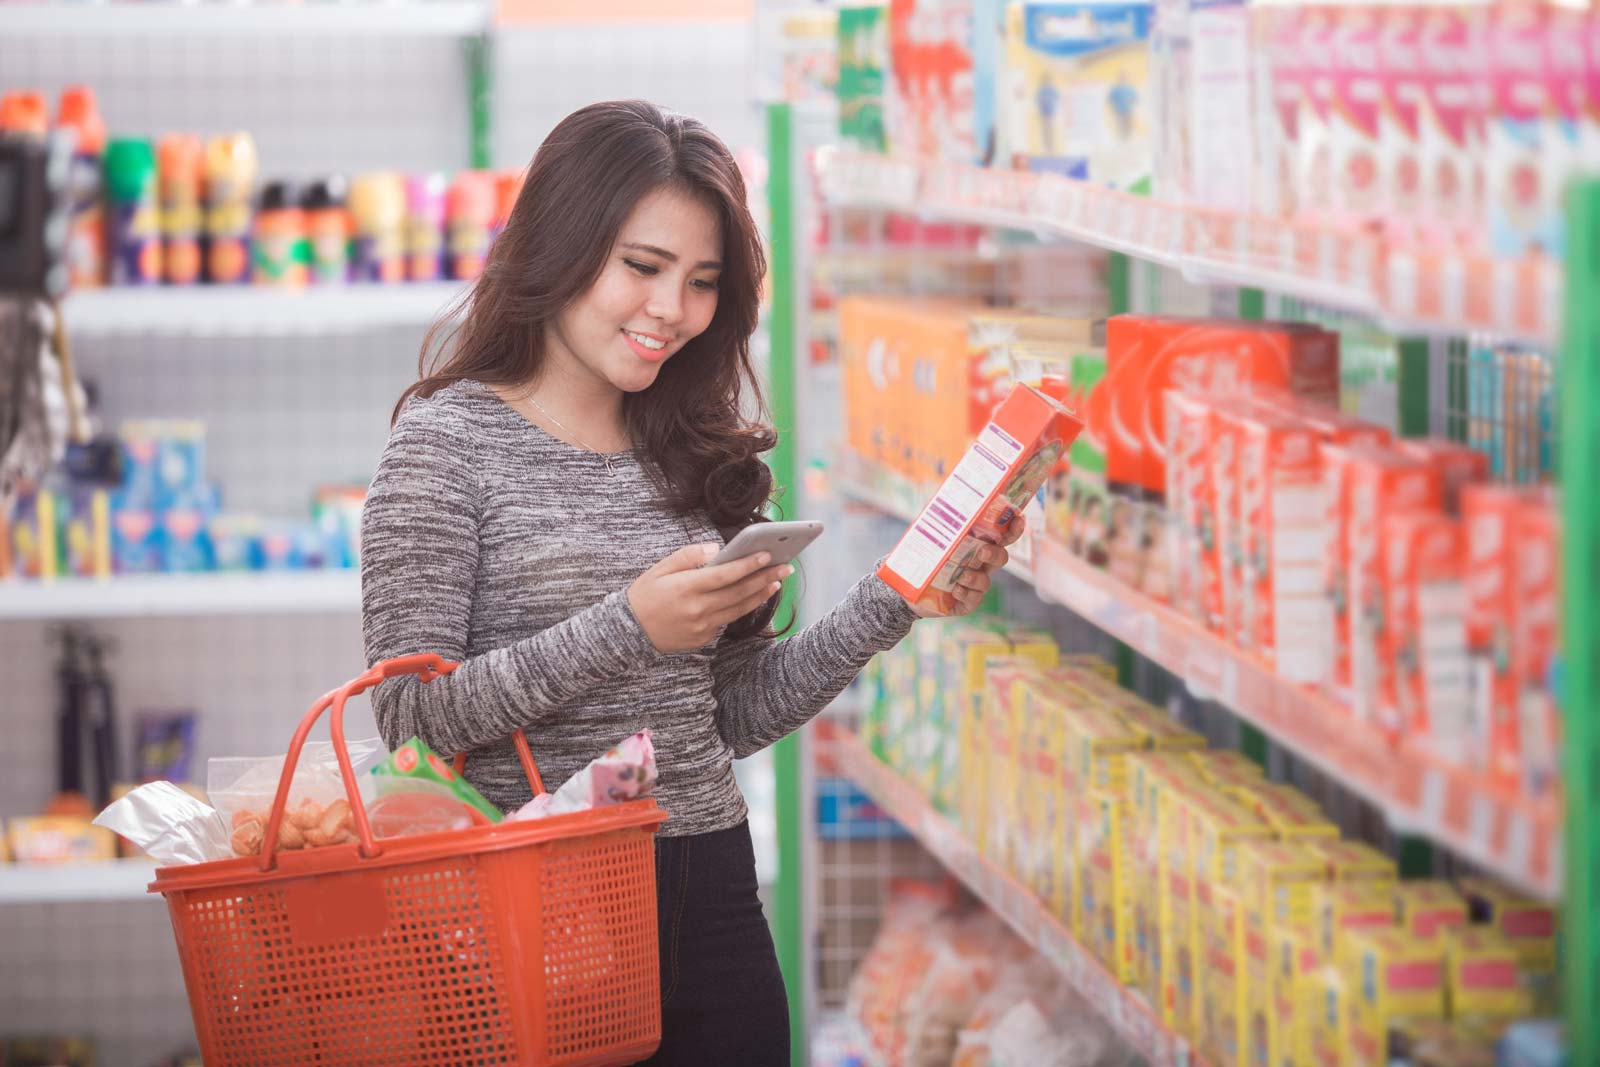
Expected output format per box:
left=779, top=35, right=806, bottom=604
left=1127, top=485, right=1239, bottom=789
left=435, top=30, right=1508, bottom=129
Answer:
left=886, top=423, right=1022, bottom=588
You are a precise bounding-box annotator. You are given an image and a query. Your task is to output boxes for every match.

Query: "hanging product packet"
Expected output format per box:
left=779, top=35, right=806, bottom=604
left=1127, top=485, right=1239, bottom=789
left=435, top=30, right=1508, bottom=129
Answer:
left=510, top=730, right=659, bottom=822
left=93, top=780, right=231, bottom=865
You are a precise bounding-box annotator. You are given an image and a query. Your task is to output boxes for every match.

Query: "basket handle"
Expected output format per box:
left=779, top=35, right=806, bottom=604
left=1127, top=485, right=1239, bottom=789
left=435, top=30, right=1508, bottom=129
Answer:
left=453, top=732, right=545, bottom=798
left=257, top=654, right=462, bottom=871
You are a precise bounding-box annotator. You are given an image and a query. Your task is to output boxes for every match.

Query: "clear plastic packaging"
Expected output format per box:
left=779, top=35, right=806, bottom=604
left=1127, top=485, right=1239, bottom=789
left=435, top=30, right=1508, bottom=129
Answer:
left=510, top=730, right=657, bottom=821
left=207, top=738, right=386, bottom=856
left=92, top=780, right=231, bottom=865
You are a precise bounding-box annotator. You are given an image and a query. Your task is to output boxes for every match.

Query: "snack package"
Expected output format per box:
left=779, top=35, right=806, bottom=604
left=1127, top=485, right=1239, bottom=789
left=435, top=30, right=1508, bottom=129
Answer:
left=93, top=780, right=232, bottom=865
left=7, top=816, right=118, bottom=864
left=510, top=730, right=657, bottom=821
left=372, top=737, right=505, bottom=824
left=209, top=737, right=388, bottom=856
left=879, top=383, right=1084, bottom=613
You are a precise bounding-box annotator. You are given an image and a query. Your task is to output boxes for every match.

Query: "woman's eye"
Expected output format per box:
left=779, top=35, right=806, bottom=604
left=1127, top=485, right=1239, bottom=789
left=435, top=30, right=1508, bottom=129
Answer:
left=624, top=259, right=658, bottom=276
left=692, top=278, right=719, bottom=292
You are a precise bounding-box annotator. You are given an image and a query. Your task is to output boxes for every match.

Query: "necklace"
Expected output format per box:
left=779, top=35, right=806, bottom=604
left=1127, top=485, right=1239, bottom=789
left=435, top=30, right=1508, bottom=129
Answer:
left=525, top=392, right=623, bottom=475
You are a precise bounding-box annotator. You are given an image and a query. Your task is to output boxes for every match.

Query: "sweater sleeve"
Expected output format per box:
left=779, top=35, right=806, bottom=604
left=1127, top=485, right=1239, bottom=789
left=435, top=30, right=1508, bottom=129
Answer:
left=710, top=570, right=918, bottom=758
left=360, top=397, right=660, bottom=756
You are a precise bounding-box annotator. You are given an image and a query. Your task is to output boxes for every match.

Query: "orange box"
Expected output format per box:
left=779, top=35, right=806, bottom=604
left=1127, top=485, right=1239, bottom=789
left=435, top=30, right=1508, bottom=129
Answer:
left=1508, top=499, right=1559, bottom=800
left=1393, top=880, right=1469, bottom=939
left=1207, top=399, right=1256, bottom=638
left=1163, top=389, right=1218, bottom=621
left=1252, top=394, right=1393, bottom=449
left=1238, top=410, right=1325, bottom=679
left=1461, top=484, right=1540, bottom=780
left=880, top=384, right=1084, bottom=611
left=1381, top=512, right=1470, bottom=751
left=839, top=295, right=917, bottom=475
left=1320, top=442, right=1368, bottom=699
left=1346, top=448, right=1443, bottom=726
left=1398, top=437, right=1491, bottom=513
left=1099, top=315, right=1162, bottom=493
left=1134, top=320, right=1340, bottom=497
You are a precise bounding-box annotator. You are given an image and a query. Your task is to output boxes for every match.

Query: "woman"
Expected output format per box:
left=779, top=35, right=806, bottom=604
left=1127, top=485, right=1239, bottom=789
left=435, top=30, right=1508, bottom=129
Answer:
left=360, top=99, right=1017, bottom=1065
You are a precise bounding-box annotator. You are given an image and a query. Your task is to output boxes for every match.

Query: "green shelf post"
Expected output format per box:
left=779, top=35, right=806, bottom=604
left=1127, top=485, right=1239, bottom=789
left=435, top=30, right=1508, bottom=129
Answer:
left=1235, top=287, right=1269, bottom=769
left=466, top=32, right=492, bottom=170
left=1108, top=251, right=1131, bottom=317
left=764, top=101, right=807, bottom=1067
left=1237, top=286, right=1266, bottom=322
left=1561, top=179, right=1600, bottom=1067
left=1394, top=335, right=1435, bottom=873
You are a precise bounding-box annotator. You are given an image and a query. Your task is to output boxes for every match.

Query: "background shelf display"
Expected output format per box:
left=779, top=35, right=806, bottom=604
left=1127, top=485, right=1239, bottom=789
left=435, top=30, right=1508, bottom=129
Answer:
left=0, top=2, right=491, bottom=38
left=0, top=860, right=159, bottom=905
left=816, top=150, right=1562, bottom=346
left=837, top=457, right=1560, bottom=900
left=835, top=732, right=1197, bottom=1067
left=0, top=572, right=361, bottom=620
left=59, top=283, right=468, bottom=338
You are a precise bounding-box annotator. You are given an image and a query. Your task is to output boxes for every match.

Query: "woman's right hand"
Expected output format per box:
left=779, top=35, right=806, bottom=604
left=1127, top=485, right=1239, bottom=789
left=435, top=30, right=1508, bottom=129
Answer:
left=627, top=544, right=793, bottom=653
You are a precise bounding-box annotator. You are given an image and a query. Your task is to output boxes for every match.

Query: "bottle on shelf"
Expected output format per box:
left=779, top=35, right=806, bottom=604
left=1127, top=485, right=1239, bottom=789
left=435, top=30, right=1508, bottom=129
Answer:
left=405, top=172, right=447, bottom=282
left=203, top=132, right=257, bottom=285
left=349, top=171, right=406, bottom=283
left=303, top=176, right=351, bottom=285
left=56, top=86, right=108, bottom=289
left=157, top=133, right=204, bottom=286
left=447, top=170, right=493, bottom=281
left=251, top=179, right=308, bottom=287
left=0, top=90, right=48, bottom=139
left=104, top=138, right=162, bottom=286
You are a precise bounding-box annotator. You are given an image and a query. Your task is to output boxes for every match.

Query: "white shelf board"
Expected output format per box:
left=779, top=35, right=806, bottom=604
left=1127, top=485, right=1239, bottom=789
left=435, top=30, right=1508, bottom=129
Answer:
left=0, top=2, right=489, bottom=38
left=61, top=282, right=468, bottom=338
left=0, top=860, right=159, bottom=904
left=0, top=570, right=361, bottom=620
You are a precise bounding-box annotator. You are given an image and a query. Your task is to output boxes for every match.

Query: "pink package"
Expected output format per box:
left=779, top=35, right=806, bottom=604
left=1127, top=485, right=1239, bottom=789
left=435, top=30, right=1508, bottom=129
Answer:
left=1254, top=2, right=1306, bottom=219
left=1327, top=2, right=1385, bottom=228
left=1416, top=3, right=1487, bottom=248
left=1379, top=5, right=1426, bottom=244
left=510, top=730, right=658, bottom=821
left=1297, top=5, right=1341, bottom=221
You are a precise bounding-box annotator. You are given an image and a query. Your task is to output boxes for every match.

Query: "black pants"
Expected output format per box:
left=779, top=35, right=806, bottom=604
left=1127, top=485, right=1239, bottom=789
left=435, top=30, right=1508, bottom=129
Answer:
left=630, top=820, right=790, bottom=1066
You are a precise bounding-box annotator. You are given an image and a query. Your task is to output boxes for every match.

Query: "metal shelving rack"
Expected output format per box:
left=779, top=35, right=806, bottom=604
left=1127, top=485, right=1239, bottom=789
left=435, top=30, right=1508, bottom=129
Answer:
left=775, top=124, right=1593, bottom=1062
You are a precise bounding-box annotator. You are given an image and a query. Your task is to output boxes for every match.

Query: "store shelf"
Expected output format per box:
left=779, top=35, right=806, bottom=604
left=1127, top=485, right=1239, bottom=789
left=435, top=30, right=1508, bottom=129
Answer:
left=0, top=571, right=361, bottom=620
left=0, top=2, right=490, bottom=38
left=835, top=732, right=1195, bottom=1067
left=816, top=150, right=1560, bottom=345
left=836, top=456, right=1560, bottom=899
left=0, top=860, right=159, bottom=905
left=60, top=282, right=468, bottom=338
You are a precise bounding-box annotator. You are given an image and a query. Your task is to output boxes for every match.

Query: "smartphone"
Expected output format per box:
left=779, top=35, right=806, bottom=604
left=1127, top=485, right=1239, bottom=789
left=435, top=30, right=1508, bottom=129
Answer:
left=704, top=520, right=824, bottom=568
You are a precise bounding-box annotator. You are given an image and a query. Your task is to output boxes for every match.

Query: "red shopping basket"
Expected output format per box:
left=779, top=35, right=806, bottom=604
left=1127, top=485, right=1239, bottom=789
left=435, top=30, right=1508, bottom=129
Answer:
left=150, top=654, right=669, bottom=1067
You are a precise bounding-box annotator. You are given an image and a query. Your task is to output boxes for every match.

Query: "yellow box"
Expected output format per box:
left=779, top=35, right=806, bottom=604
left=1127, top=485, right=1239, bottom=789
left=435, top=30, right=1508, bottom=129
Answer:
left=1231, top=781, right=1340, bottom=841
left=1189, top=749, right=1265, bottom=785
left=1303, top=965, right=1347, bottom=1067
left=1177, top=789, right=1274, bottom=1041
left=1392, top=880, right=1469, bottom=940
left=1106, top=697, right=1208, bottom=752
left=1314, top=881, right=1397, bottom=963
left=1203, top=883, right=1249, bottom=1067
left=1267, top=922, right=1322, bottom=1067
left=1456, top=877, right=1558, bottom=974
left=1081, top=785, right=1134, bottom=981
left=1238, top=841, right=1325, bottom=1067
left=1127, top=754, right=1205, bottom=1016
left=1445, top=927, right=1531, bottom=1021
left=6, top=816, right=117, bottom=863
left=1061, top=700, right=1143, bottom=800
left=959, top=651, right=1054, bottom=856
left=1305, top=838, right=1399, bottom=884
left=1059, top=651, right=1118, bottom=680
left=1341, top=929, right=1447, bottom=1067
left=1013, top=668, right=1072, bottom=898
left=943, top=621, right=1058, bottom=814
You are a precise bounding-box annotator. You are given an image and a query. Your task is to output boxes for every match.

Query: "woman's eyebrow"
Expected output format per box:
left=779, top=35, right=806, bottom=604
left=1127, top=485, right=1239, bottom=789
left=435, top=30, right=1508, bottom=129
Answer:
left=622, top=241, right=722, bottom=271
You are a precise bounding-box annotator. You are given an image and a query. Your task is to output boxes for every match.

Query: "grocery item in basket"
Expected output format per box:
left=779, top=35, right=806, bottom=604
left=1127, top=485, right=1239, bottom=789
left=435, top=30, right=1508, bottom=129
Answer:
left=371, top=737, right=504, bottom=824
left=94, top=779, right=231, bottom=865
left=208, top=736, right=387, bottom=830
left=510, top=730, right=657, bottom=821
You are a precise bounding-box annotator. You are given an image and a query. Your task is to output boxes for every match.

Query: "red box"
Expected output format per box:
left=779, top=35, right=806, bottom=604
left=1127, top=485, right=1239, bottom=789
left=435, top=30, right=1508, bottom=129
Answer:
left=1381, top=512, right=1468, bottom=751
left=1251, top=394, right=1392, bottom=449
left=1398, top=438, right=1490, bottom=512
left=879, top=384, right=1084, bottom=610
left=1508, top=498, right=1559, bottom=799
left=1346, top=449, right=1443, bottom=726
left=1206, top=399, right=1257, bottom=638
left=1461, top=484, right=1540, bottom=778
left=1238, top=412, right=1325, bottom=681
left=1164, top=390, right=1219, bottom=623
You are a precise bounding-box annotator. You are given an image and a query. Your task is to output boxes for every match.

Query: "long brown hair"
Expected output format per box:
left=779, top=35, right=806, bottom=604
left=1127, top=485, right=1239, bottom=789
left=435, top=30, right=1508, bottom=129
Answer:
left=398, top=100, right=783, bottom=637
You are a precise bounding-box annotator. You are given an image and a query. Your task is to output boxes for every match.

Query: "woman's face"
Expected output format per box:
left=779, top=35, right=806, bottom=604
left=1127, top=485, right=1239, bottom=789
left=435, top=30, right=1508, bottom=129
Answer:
left=547, top=184, right=723, bottom=395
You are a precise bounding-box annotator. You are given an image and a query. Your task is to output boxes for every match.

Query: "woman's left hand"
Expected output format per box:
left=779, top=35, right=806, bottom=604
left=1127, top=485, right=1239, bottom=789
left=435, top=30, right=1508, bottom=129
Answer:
left=910, top=515, right=1027, bottom=619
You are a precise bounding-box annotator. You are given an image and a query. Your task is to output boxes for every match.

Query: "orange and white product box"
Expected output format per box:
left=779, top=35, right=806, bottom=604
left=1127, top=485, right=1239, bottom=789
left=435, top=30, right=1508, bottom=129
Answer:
left=879, top=384, right=1084, bottom=611
left=1252, top=393, right=1392, bottom=450
left=1136, top=319, right=1341, bottom=498
left=1208, top=400, right=1262, bottom=644
left=1326, top=1, right=1385, bottom=228
left=1380, top=512, right=1470, bottom=753
left=1397, top=437, right=1491, bottom=513
left=1100, top=315, right=1161, bottom=495
left=1509, top=498, right=1560, bottom=801
left=1163, top=390, right=1217, bottom=623
left=1346, top=449, right=1443, bottom=726
left=1238, top=412, right=1325, bottom=681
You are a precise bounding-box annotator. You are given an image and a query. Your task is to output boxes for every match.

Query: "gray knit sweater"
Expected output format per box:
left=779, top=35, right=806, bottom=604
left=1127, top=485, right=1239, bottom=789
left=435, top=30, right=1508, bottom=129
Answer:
left=360, top=379, right=918, bottom=835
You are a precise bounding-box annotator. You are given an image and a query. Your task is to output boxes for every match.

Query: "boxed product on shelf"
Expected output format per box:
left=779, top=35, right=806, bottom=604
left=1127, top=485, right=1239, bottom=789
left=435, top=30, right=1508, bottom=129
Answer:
left=1326, top=3, right=1385, bottom=228
left=1508, top=496, right=1560, bottom=800
left=1248, top=0, right=1302, bottom=219
left=1188, top=0, right=1256, bottom=215
left=1002, top=0, right=1155, bottom=188
left=1129, top=752, right=1207, bottom=1018
left=1394, top=879, right=1470, bottom=939
left=1341, top=927, right=1447, bottom=1067
left=1079, top=784, right=1134, bottom=981
left=1485, top=0, right=1552, bottom=258
left=1399, top=437, right=1492, bottom=513
left=879, top=382, right=1084, bottom=612
left=1447, top=927, right=1532, bottom=1022
left=1458, top=877, right=1558, bottom=977
left=5, top=816, right=117, bottom=864
left=1313, top=879, right=1396, bottom=960
left=1238, top=840, right=1325, bottom=1067
left=1268, top=921, right=1322, bottom=1067
left=1381, top=511, right=1470, bottom=750
left=1202, top=881, right=1248, bottom=1067
left=1306, top=837, right=1398, bottom=883
left=1416, top=2, right=1485, bottom=249
left=1293, top=4, right=1339, bottom=222
left=838, top=5, right=889, bottom=151
left=886, top=0, right=979, bottom=163
left=1378, top=2, right=1426, bottom=245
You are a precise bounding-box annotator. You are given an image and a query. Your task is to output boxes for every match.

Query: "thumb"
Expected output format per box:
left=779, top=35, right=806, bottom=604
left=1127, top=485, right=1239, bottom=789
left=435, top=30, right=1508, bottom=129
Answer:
left=653, top=542, right=721, bottom=575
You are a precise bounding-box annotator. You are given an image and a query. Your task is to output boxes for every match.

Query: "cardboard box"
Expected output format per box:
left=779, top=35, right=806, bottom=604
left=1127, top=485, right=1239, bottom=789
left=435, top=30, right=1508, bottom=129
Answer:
left=960, top=657, right=1039, bottom=853
left=1238, top=410, right=1325, bottom=679
left=838, top=5, right=889, bottom=151
left=1306, top=838, right=1398, bottom=884
left=1393, top=880, right=1469, bottom=940
left=1342, top=929, right=1447, bottom=1067
left=936, top=622, right=1058, bottom=813
left=1446, top=927, right=1530, bottom=1021
left=887, top=0, right=979, bottom=162
left=1189, top=749, right=1265, bottom=785
left=1231, top=780, right=1340, bottom=842
left=1314, top=881, right=1396, bottom=961
left=1267, top=922, right=1322, bottom=1067
left=1509, top=499, right=1559, bottom=800
left=1346, top=447, right=1443, bottom=724
left=1416, top=3, right=1486, bottom=247
left=1203, top=882, right=1249, bottom=1067
left=1082, top=785, right=1135, bottom=980
left=1398, top=437, right=1491, bottom=513
left=1461, top=483, right=1536, bottom=778
left=1208, top=398, right=1255, bottom=638
left=1305, top=964, right=1348, bottom=1067
left=1003, top=1, right=1154, bottom=185
left=880, top=383, right=1084, bottom=610
left=1130, top=753, right=1207, bottom=1015
left=1239, top=840, right=1326, bottom=1067
left=1457, top=876, right=1558, bottom=975
left=1326, top=3, right=1385, bottom=227
left=1381, top=511, right=1470, bottom=751
left=1163, top=389, right=1217, bottom=620
left=6, top=816, right=117, bottom=864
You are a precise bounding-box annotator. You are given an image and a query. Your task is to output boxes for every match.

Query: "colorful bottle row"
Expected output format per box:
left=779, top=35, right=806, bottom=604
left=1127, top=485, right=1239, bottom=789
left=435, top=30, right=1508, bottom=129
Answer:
left=0, top=85, right=523, bottom=289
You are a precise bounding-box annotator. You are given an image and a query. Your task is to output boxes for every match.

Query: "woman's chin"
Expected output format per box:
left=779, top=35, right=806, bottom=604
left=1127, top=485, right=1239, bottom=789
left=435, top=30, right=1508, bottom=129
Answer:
left=611, top=362, right=666, bottom=393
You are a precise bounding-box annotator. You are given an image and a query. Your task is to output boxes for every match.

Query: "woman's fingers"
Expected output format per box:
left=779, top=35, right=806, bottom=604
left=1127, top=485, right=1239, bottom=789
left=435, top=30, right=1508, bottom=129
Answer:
left=707, top=563, right=792, bottom=610
left=1001, top=515, right=1027, bottom=547
left=957, top=569, right=992, bottom=595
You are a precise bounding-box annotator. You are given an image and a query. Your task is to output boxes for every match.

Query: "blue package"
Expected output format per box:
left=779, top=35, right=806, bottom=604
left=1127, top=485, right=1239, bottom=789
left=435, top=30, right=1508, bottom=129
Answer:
left=292, top=522, right=329, bottom=569
left=110, top=497, right=164, bottom=575
left=816, top=777, right=909, bottom=840
left=258, top=523, right=301, bottom=571
left=121, top=420, right=207, bottom=509
left=208, top=516, right=263, bottom=572
left=1498, top=1020, right=1566, bottom=1067
left=160, top=507, right=215, bottom=573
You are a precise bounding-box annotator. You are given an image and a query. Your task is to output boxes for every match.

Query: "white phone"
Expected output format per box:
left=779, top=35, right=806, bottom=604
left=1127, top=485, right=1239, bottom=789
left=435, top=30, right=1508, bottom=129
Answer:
left=705, top=520, right=824, bottom=568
